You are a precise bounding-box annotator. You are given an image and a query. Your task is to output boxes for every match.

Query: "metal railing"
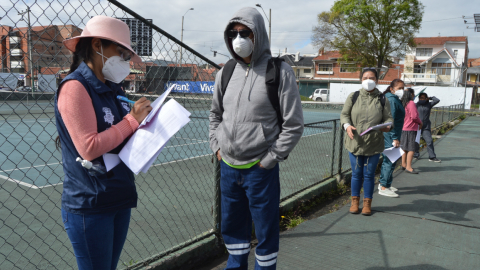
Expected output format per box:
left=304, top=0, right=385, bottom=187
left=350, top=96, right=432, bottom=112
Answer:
left=431, top=104, right=465, bottom=133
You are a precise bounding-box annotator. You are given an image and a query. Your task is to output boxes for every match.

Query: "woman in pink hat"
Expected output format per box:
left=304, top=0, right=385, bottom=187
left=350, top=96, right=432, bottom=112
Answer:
left=54, top=15, right=150, bottom=270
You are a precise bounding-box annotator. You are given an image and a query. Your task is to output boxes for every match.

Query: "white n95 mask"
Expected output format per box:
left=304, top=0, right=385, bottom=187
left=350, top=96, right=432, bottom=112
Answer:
left=96, top=47, right=131, bottom=84
left=232, top=34, right=254, bottom=58
left=394, top=89, right=404, bottom=99
left=362, top=79, right=376, bottom=91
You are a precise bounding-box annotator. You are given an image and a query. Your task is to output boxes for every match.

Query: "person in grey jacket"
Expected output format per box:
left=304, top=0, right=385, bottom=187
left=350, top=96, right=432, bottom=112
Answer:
left=209, top=7, right=304, bottom=269
left=414, top=93, right=441, bottom=162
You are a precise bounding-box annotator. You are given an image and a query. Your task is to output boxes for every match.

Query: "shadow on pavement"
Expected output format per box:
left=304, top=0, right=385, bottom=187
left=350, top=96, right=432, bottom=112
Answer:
left=414, top=166, right=472, bottom=173
left=365, top=265, right=448, bottom=270
left=374, top=199, right=480, bottom=222
left=397, top=184, right=480, bottom=196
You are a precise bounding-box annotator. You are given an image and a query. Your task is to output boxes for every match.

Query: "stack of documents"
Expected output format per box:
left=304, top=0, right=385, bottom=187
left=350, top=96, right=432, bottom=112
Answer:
left=104, top=84, right=191, bottom=174
left=383, top=147, right=405, bottom=163
left=360, top=122, right=392, bottom=136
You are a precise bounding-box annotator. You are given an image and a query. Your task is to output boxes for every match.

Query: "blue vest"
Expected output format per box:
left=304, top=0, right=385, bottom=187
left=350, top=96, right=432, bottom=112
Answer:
left=55, top=62, right=137, bottom=214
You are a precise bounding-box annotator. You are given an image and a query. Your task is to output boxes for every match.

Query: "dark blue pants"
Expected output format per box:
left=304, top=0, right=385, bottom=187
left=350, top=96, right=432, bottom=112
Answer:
left=349, top=153, right=381, bottom=199
left=61, top=208, right=131, bottom=270
left=380, top=133, right=398, bottom=188
left=220, top=161, right=280, bottom=270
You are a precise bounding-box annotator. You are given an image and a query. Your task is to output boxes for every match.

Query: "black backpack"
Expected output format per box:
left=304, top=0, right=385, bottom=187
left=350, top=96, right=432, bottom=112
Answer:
left=351, top=91, right=385, bottom=109
left=220, top=57, right=285, bottom=130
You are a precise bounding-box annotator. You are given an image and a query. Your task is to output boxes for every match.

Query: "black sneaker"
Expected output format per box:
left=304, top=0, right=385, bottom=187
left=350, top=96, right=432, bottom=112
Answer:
left=429, top=158, right=441, bottom=163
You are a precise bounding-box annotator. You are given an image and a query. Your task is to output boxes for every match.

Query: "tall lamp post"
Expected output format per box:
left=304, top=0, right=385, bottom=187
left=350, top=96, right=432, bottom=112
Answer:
left=180, top=8, right=194, bottom=66
left=255, top=4, right=271, bottom=47
left=18, top=7, right=34, bottom=93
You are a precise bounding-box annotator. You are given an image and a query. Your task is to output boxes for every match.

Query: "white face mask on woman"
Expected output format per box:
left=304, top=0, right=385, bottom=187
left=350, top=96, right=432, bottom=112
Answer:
left=362, top=79, right=376, bottom=91
left=232, top=34, right=254, bottom=58
left=394, top=89, right=404, bottom=99
left=96, top=46, right=130, bottom=84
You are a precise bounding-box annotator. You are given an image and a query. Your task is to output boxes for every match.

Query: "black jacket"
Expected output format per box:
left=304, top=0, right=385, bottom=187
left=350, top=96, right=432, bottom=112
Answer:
left=416, top=96, right=440, bottom=130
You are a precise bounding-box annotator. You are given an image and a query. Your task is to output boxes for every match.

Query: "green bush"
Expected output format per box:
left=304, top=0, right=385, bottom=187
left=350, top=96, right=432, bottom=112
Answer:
left=300, top=95, right=312, bottom=101
left=459, top=114, right=466, bottom=120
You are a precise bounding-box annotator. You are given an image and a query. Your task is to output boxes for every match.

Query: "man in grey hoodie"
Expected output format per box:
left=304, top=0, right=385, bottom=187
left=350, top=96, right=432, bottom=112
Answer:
left=209, top=7, right=304, bottom=269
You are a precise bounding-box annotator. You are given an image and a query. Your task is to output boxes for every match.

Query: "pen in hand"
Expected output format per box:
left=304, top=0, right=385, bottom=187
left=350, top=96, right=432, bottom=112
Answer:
left=117, top=95, right=136, bottom=104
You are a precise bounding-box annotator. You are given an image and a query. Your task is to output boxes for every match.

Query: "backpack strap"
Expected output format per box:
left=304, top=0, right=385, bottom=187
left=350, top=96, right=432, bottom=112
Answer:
left=351, top=91, right=385, bottom=108
left=220, top=59, right=237, bottom=97
left=265, top=57, right=285, bottom=131
left=351, top=91, right=360, bottom=108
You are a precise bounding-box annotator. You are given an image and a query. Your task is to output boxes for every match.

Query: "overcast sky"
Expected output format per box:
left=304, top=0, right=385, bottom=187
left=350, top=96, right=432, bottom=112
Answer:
left=2, top=0, right=479, bottom=65
left=118, top=0, right=479, bottom=64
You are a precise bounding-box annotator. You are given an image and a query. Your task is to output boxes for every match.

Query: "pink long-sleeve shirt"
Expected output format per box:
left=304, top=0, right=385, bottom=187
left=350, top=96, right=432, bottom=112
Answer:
left=57, top=80, right=139, bottom=161
left=403, top=100, right=422, bottom=131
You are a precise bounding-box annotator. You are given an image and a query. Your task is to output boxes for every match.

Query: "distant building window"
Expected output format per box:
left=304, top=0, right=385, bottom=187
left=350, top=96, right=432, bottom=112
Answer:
left=416, top=48, right=433, bottom=57
left=318, top=64, right=333, bottom=72
left=304, top=69, right=311, bottom=74
left=431, top=63, right=452, bottom=75
left=454, top=50, right=458, bottom=59
left=414, top=65, right=425, bottom=74
left=340, top=63, right=357, bottom=73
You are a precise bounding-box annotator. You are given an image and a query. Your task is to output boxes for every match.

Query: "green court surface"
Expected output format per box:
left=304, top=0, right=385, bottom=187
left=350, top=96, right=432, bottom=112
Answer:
left=0, top=98, right=343, bottom=269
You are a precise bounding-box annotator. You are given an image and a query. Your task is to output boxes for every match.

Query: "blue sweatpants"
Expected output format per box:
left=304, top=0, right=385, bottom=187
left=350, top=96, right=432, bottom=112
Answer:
left=220, top=160, right=280, bottom=270
left=380, top=133, right=398, bottom=188
left=349, top=152, right=381, bottom=199
left=61, top=208, right=131, bottom=270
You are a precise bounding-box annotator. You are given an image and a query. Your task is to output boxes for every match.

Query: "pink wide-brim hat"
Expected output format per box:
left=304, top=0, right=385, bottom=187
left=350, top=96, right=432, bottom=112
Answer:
left=63, top=15, right=142, bottom=63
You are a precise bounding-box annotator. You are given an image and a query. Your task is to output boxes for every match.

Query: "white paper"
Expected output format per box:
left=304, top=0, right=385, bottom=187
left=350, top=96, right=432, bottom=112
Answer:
left=103, top=153, right=121, bottom=172
left=415, top=128, right=421, bottom=144
left=119, top=99, right=191, bottom=174
left=383, top=147, right=405, bottom=163
left=138, top=84, right=176, bottom=128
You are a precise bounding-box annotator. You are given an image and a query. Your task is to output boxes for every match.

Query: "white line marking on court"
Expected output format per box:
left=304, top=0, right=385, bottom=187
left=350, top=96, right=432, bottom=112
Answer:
left=0, top=174, right=39, bottom=189
left=2, top=162, right=62, bottom=173
left=302, top=130, right=332, bottom=138
left=176, top=137, right=209, bottom=143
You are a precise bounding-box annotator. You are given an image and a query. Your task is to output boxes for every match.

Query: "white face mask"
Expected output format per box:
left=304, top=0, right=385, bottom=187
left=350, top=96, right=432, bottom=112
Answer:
left=394, top=89, right=404, bottom=99
left=362, top=79, right=376, bottom=91
left=96, top=47, right=130, bottom=84
left=232, top=34, right=254, bottom=58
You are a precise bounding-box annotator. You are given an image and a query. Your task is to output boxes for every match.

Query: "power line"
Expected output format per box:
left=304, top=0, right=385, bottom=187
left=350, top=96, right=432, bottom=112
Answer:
left=422, top=17, right=463, bottom=23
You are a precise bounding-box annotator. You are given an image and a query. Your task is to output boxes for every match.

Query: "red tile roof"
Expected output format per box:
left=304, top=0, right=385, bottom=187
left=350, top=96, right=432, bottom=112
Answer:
left=468, top=58, right=480, bottom=67
left=313, top=51, right=342, bottom=61
left=414, top=36, right=467, bottom=45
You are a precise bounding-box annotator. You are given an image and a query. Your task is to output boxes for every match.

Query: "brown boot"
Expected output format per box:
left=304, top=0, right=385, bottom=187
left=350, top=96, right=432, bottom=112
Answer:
left=362, top=198, right=372, bottom=216
left=350, top=196, right=360, bottom=214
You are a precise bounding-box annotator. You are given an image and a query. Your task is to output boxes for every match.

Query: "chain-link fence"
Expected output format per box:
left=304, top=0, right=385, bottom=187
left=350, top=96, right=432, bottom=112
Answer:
left=0, top=1, right=468, bottom=270
left=431, top=104, right=465, bottom=132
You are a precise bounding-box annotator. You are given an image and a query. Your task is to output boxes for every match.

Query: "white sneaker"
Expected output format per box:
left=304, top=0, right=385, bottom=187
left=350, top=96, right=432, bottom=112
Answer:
left=378, top=187, right=399, bottom=197
left=379, top=184, right=398, bottom=192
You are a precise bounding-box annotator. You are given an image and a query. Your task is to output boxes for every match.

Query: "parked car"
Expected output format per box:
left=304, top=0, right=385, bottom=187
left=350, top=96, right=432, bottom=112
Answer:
left=309, top=89, right=329, bottom=102
left=15, top=86, right=32, bottom=92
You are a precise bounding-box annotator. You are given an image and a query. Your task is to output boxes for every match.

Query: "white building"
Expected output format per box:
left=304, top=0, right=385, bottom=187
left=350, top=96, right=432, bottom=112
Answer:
left=402, top=36, right=469, bottom=86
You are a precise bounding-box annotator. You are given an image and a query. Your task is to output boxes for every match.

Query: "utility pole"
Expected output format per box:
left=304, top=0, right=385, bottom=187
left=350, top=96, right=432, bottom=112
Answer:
left=255, top=4, right=271, bottom=47
left=180, top=8, right=193, bottom=66
left=18, top=7, right=34, bottom=94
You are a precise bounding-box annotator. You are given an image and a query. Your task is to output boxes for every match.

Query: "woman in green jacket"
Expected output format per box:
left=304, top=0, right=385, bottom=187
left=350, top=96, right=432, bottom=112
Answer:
left=340, top=68, right=394, bottom=216
left=379, top=79, right=406, bottom=198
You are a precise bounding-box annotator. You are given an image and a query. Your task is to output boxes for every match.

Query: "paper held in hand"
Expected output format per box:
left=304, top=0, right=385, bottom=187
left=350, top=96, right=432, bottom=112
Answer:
left=103, top=84, right=192, bottom=174
left=415, top=128, right=421, bottom=144
left=359, top=122, right=392, bottom=136
left=383, top=147, right=405, bottom=163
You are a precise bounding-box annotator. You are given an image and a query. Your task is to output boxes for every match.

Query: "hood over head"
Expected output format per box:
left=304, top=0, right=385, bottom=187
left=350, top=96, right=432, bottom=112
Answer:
left=224, top=7, right=271, bottom=64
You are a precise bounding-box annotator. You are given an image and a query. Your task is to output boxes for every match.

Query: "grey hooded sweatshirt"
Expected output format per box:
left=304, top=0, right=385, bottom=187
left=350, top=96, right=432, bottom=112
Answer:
left=209, top=7, right=304, bottom=169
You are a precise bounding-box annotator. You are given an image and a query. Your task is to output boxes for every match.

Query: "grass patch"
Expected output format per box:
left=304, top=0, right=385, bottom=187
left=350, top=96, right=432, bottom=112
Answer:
left=471, top=104, right=479, bottom=109
left=300, top=95, right=313, bottom=101
left=279, top=184, right=350, bottom=230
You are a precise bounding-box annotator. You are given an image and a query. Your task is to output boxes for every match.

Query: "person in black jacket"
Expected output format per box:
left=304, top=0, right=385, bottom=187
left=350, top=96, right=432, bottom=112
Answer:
left=414, top=93, right=441, bottom=162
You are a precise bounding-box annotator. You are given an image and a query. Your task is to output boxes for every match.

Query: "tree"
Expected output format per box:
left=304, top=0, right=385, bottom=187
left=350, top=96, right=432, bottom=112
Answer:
left=312, top=0, right=424, bottom=69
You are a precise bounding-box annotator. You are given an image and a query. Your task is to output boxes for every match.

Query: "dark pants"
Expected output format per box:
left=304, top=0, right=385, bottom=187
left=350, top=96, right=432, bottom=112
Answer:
left=220, top=160, right=280, bottom=270
left=414, top=128, right=436, bottom=159
left=61, top=208, right=131, bottom=270
left=380, top=133, right=398, bottom=188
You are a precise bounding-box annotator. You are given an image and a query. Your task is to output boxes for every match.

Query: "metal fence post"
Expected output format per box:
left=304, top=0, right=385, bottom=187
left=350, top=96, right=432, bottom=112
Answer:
left=337, top=124, right=344, bottom=176
left=433, top=110, right=437, bottom=129
left=331, top=120, right=337, bottom=177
